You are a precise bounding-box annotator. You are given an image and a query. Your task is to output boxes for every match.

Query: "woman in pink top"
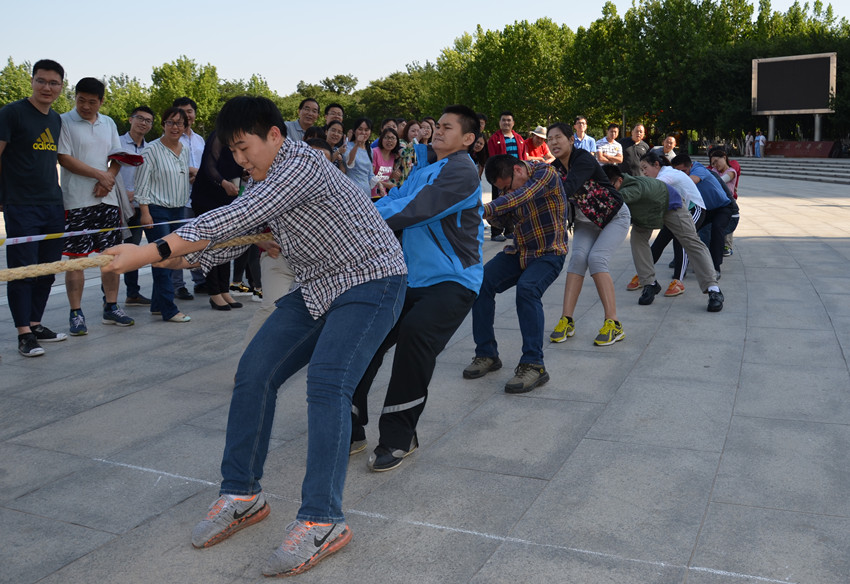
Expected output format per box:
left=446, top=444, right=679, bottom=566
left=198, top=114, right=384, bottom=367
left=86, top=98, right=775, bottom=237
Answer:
left=371, top=127, right=401, bottom=199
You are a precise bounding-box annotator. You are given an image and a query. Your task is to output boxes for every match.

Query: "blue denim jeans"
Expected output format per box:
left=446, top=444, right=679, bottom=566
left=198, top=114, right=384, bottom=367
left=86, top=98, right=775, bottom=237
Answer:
left=472, top=252, right=565, bottom=365
left=144, top=205, right=183, bottom=320
left=220, top=275, right=406, bottom=523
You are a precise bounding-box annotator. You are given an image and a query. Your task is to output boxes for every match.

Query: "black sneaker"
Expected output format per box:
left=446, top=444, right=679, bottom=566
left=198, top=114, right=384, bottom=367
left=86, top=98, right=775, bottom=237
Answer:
left=193, top=283, right=209, bottom=294
left=18, top=333, right=45, bottom=357
left=707, top=290, right=724, bottom=312
left=175, top=287, right=194, bottom=300
left=125, top=295, right=151, bottom=306
left=350, top=423, right=367, bottom=456
left=638, top=282, right=662, bottom=305
left=31, top=324, right=68, bottom=342
left=367, top=434, right=419, bottom=472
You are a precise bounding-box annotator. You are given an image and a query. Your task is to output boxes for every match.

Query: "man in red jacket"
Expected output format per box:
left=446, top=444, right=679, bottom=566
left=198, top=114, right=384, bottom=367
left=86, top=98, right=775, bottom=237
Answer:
left=486, top=111, right=526, bottom=241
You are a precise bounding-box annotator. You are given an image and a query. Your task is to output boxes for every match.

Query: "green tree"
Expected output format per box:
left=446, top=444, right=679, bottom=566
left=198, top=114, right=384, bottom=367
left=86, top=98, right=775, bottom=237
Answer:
left=320, top=74, right=358, bottom=95
left=101, top=74, right=151, bottom=134
left=0, top=57, right=31, bottom=107
left=150, top=56, right=220, bottom=135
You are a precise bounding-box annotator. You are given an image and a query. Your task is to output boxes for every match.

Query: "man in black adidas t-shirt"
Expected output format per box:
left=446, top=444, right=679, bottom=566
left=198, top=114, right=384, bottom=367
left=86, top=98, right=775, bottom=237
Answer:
left=0, top=58, right=68, bottom=357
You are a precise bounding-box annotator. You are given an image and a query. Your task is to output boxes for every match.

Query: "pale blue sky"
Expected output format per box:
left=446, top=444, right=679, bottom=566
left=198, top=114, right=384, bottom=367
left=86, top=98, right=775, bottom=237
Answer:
left=2, top=0, right=833, bottom=96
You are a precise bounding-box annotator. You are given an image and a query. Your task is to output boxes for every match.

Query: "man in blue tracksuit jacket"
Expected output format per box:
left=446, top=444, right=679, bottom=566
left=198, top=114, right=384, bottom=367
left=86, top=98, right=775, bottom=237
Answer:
left=351, top=105, right=484, bottom=472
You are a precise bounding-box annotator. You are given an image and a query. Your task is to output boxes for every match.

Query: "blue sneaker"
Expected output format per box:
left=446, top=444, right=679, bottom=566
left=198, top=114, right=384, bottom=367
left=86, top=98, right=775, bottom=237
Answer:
left=69, top=309, right=87, bottom=336
left=102, top=304, right=134, bottom=327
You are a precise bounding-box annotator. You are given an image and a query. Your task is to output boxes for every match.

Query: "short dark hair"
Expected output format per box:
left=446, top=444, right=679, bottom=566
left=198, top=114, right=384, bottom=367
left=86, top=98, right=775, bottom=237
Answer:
left=640, top=151, right=670, bottom=167
left=131, top=105, right=155, bottom=118
left=162, top=106, right=189, bottom=127
left=306, top=138, right=333, bottom=157
left=161, top=106, right=188, bottom=128
left=499, top=111, right=513, bottom=119
left=607, top=123, right=619, bottom=131
left=304, top=126, right=327, bottom=141
left=216, top=96, right=287, bottom=145
left=380, top=118, right=397, bottom=129
left=442, top=104, right=480, bottom=140
left=484, top=154, right=521, bottom=186
left=378, top=127, right=401, bottom=156
left=602, top=164, right=623, bottom=182
left=574, top=115, right=588, bottom=124
left=75, top=77, right=105, bottom=100
left=298, top=98, right=319, bottom=110
left=172, top=96, right=198, bottom=111
left=671, top=154, right=692, bottom=167
left=32, top=59, right=64, bottom=80
left=324, top=102, right=344, bottom=115
left=477, top=113, right=487, bottom=122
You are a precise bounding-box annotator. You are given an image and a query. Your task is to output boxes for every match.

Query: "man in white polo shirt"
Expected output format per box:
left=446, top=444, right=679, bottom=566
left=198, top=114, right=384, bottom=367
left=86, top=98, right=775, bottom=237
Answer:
left=58, top=77, right=135, bottom=335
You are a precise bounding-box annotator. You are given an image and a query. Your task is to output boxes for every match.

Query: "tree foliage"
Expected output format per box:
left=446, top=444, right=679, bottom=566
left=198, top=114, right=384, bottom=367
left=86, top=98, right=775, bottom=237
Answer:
left=3, top=1, right=848, bottom=144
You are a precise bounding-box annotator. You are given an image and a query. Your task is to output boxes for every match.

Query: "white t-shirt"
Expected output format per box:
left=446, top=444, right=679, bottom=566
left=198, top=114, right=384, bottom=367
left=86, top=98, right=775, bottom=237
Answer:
left=58, top=109, right=122, bottom=210
left=657, top=166, right=705, bottom=210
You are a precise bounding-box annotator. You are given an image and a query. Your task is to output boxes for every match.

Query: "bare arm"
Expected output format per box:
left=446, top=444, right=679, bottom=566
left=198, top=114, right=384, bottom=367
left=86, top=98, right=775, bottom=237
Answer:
left=58, top=153, right=117, bottom=193
left=102, top=232, right=209, bottom=274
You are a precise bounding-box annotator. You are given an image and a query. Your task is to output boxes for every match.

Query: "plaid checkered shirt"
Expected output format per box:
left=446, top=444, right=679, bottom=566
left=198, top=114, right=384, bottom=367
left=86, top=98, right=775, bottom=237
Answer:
left=485, top=161, right=568, bottom=269
left=177, top=138, right=407, bottom=318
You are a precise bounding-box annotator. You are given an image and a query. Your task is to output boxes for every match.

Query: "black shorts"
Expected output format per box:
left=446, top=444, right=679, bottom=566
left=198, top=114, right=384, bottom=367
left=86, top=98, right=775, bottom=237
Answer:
left=62, top=203, right=123, bottom=256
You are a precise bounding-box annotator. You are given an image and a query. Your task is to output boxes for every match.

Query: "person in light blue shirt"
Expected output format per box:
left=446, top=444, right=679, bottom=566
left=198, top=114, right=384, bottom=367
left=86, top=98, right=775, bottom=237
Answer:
left=572, top=115, right=597, bottom=154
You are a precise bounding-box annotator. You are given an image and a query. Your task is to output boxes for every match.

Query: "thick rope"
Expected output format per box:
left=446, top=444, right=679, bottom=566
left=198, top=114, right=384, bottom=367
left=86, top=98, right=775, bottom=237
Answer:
left=0, top=232, right=274, bottom=282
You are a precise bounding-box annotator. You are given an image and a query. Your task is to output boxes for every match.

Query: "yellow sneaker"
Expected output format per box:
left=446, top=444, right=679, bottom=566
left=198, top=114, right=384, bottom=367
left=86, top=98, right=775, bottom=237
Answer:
left=549, top=316, right=575, bottom=343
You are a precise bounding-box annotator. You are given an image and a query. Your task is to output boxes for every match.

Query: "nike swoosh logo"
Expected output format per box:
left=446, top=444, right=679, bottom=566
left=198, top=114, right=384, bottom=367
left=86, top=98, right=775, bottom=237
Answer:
left=313, top=525, right=336, bottom=548
left=232, top=499, right=259, bottom=520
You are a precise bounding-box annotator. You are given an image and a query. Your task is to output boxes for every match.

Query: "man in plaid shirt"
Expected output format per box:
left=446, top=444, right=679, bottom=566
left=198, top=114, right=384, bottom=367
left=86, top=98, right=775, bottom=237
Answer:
left=463, top=154, right=568, bottom=394
left=104, top=96, right=407, bottom=577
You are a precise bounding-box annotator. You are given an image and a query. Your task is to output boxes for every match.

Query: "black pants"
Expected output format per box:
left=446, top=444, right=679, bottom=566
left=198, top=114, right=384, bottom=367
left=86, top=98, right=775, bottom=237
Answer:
left=233, top=245, right=262, bottom=290
left=206, top=262, right=231, bottom=296
left=700, top=204, right=734, bottom=270
left=351, top=281, right=477, bottom=450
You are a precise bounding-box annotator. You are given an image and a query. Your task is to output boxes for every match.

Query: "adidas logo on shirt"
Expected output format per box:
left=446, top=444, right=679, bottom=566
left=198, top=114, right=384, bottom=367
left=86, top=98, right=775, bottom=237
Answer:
left=33, top=128, right=57, bottom=151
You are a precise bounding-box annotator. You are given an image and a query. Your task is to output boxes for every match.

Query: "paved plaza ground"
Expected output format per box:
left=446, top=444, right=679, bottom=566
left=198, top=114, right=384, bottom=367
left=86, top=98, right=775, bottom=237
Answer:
left=1, top=173, right=849, bottom=583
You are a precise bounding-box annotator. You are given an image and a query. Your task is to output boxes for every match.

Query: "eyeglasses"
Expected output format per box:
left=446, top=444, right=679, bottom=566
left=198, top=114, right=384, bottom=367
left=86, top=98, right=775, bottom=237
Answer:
left=33, top=78, right=62, bottom=89
left=164, top=120, right=185, bottom=128
left=132, top=116, right=153, bottom=125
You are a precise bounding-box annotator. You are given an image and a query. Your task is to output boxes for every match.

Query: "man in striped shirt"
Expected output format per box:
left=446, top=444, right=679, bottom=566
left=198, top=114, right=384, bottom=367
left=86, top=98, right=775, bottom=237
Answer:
left=103, top=96, right=407, bottom=577
left=463, top=154, right=568, bottom=394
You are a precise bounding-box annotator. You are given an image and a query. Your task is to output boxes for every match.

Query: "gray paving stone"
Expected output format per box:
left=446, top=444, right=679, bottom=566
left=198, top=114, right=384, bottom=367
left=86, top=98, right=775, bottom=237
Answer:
left=736, top=362, right=850, bottom=423
left=354, top=463, right=547, bottom=535
left=469, top=540, right=687, bottom=584
left=0, top=443, right=94, bottom=504
left=512, top=439, right=719, bottom=565
left=6, top=460, right=208, bottom=534
left=713, top=416, right=850, bottom=516
left=10, top=385, right=232, bottom=457
left=0, top=507, right=116, bottom=584
left=422, top=394, right=604, bottom=479
left=742, top=326, right=846, bottom=369
left=689, top=503, right=850, bottom=584
left=586, top=377, right=735, bottom=452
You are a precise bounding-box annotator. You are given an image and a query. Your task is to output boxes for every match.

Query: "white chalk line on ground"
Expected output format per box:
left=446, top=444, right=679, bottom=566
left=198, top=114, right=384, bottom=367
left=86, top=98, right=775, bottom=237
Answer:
left=93, top=458, right=798, bottom=584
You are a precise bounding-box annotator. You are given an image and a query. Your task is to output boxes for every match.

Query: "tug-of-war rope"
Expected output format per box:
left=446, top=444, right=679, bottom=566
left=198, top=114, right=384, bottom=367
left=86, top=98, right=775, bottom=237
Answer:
left=0, top=232, right=274, bottom=282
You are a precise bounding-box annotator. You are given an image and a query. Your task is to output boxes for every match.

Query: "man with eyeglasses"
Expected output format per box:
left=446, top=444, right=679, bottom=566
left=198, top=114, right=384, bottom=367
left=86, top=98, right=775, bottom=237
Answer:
left=118, top=106, right=156, bottom=306
left=0, top=59, right=69, bottom=358
left=58, top=76, right=135, bottom=336
left=172, top=96, right=207, bottom=298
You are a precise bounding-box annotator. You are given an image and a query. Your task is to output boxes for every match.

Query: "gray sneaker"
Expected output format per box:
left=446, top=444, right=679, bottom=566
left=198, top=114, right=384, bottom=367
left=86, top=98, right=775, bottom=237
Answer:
left=262, top=520, right=352, bottom=577
left=463, top=356, right=502, bottom=379
left=504, top=363, right=550, bottom=394
left=191, top=493, right=270, bottom=548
